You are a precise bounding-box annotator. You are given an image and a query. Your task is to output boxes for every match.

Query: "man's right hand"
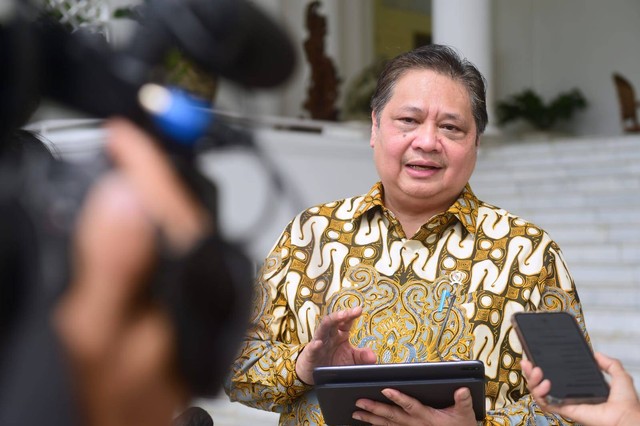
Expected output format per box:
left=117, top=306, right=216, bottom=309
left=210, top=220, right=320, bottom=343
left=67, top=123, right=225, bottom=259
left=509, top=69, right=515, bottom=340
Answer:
left=295, top=306, right=377, bottom=385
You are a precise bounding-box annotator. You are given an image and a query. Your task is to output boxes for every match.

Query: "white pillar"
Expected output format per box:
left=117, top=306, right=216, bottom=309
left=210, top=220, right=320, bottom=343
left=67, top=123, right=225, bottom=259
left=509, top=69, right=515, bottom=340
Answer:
left=432, top=0, right=498, bottom=136
left=334, top=0, right=374, bottom=113
left=215, top=0, right=373, bottom=121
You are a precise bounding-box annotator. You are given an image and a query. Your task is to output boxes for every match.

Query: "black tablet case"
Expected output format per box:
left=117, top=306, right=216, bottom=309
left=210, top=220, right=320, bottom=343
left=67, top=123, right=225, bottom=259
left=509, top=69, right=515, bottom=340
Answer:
left=313, top=361, right=486, bottom=425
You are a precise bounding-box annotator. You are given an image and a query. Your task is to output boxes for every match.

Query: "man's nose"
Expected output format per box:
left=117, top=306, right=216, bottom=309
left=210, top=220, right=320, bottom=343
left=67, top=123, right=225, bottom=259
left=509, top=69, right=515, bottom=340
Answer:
left=411, top=123, right=440, bottom=151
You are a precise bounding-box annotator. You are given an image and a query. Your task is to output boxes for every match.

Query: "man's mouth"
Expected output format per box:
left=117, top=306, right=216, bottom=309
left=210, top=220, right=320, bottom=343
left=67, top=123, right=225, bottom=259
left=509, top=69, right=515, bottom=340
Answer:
left=407, top=164, right=439, bottom=170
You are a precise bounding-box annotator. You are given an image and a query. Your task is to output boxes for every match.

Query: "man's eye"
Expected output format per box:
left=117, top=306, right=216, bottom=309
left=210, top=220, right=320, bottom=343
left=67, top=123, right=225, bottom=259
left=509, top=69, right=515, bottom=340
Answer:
left=442, top=124, right=460, bottom=132
left=399, top=117, right=417, bottom=124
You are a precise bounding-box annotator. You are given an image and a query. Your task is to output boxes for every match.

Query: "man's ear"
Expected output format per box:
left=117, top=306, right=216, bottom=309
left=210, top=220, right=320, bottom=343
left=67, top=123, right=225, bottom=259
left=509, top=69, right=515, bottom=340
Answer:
left=370, top=111, right=378, bottom=148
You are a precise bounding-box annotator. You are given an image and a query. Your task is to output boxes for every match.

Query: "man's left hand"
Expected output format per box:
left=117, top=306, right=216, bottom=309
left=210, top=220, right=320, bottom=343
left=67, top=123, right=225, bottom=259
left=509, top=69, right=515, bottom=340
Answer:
left=351, top=387, right=477, bottom=426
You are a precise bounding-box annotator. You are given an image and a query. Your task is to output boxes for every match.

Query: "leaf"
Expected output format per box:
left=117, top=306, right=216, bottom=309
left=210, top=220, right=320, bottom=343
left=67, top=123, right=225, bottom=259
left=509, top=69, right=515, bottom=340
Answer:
left=496, top=88, right=588, bottom=130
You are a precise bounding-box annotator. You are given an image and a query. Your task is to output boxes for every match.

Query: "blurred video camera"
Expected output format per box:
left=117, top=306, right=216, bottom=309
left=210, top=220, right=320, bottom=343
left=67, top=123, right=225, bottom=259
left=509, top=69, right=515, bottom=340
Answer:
left=0, top=0, right=296, bottom=397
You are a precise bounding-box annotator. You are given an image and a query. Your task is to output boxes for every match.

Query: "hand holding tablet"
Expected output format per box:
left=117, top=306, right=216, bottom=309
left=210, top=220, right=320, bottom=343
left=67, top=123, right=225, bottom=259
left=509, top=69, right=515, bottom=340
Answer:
left=313, top=360, right=486, bottom=425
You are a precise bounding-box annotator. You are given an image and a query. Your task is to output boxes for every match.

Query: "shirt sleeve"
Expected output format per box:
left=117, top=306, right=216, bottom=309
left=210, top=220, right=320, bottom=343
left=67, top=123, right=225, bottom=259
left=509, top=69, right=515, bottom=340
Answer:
left=223, top=220, right=312, bottom=413
left=482, top=240, right=583, bottom=425
left=483, top=395, right=574, bottom=425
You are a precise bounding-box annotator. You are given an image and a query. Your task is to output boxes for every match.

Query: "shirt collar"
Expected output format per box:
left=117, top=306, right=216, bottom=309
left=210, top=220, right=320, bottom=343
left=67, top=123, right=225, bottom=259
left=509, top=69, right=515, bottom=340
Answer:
left=354, top=182, right=480, bottom=235
left=353, top=182, right=386, bottom=219
left=446, top=184, right=481, bottom=235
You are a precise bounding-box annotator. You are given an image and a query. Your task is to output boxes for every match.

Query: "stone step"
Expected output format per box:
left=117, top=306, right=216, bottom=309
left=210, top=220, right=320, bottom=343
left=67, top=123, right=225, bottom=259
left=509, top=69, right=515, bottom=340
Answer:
left=517, top=209, right=639, bottom=229
left=569, top=263, right=640, bottom=286
left=578, top=286, right=640, bottom=310
left=583, top=307, right=640, bottom=334
left=477, top=151, right=640, bottom=173
left=506, top=208, right=636, bottom=227
left=473, top=191, right=640, bottom=216
left=472, top=173, right=640, bottom=196
left=472, top=165, right=640, bottom=189
left=561, top=242, right=640, bottom=264
left=503, top=224, right=640, bottom=246
left=479, top=135, right=640, bottom=162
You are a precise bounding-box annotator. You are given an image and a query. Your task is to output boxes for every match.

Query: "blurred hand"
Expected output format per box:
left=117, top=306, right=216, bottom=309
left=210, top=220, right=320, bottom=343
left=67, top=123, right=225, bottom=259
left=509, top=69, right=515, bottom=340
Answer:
left=522, top=352, right=640, bottom=426
left=351, top=387, right=477, bottom=426
left=54, top=118, right=211, bottom=426
left=295, top=306, right=376, bottom=385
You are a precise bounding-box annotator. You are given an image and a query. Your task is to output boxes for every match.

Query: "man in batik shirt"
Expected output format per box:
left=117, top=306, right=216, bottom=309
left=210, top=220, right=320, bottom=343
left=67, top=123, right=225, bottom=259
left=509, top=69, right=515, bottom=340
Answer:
left=225, top=44, right=588, bottom=425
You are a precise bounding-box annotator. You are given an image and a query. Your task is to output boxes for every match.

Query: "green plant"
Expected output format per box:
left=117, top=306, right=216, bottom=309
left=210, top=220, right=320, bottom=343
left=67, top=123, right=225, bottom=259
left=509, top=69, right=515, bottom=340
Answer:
left=342, top=58, right=387, bottom=121
left=496, top=88, right=588, bottom=130
left=113, top=4, right=217, bottom=99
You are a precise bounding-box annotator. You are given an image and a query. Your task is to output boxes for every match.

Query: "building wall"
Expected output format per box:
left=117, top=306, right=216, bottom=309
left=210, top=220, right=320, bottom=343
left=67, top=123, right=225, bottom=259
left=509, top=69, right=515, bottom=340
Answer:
left=493, top=0, right=640, bottom=137
left=373, top=0, right=431, bottom=60
left=48, top=0, right=640, bottom=137
left=257, top=0, right=640, bottom=137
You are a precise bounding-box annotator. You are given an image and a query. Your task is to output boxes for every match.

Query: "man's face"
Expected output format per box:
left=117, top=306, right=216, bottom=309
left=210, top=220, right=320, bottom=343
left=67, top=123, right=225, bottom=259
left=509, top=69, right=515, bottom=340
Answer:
left=370, top=69, right=479, bottom=216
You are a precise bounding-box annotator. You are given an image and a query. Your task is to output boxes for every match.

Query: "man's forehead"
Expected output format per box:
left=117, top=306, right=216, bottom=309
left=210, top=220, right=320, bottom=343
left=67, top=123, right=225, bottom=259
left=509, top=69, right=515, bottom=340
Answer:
left=387, top=70, right=473, bottom=113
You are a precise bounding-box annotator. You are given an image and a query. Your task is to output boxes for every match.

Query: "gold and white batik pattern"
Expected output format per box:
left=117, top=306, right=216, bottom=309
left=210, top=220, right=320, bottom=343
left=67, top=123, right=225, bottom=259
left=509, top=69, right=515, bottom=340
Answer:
left=225, top=182, right=587, bottom=426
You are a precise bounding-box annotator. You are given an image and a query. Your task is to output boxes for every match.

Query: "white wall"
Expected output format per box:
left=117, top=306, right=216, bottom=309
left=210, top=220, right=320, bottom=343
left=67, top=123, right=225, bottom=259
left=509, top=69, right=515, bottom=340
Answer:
left=493, top=0, right=640, bottom=136
left=30, top=118, right=377, bottom=263
left=197, top=124, right=377, bottom=261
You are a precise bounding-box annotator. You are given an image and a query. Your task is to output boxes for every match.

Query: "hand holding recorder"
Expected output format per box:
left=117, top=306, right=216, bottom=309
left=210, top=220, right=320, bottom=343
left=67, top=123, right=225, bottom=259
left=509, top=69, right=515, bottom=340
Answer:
left=522, top=353, right=640, bottom=426
left=514, top=312, right=640, bottom=426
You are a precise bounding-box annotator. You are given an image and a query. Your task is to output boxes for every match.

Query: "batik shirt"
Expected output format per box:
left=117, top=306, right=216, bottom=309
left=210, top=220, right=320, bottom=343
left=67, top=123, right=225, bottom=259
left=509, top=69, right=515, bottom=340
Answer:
left=225, top=182, right=587, bottom=425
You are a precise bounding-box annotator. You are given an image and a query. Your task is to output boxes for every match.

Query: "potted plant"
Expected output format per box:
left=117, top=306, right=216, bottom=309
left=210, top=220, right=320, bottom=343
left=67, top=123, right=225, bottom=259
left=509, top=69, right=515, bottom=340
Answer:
left=342, top=58, right=387, bottom=122
left=496, top=88, right=588, bottom=133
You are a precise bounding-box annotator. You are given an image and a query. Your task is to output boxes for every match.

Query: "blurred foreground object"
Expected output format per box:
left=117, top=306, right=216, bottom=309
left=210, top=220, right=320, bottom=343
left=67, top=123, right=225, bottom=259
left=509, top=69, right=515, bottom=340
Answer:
left=0, top=0, right=298, bottom=423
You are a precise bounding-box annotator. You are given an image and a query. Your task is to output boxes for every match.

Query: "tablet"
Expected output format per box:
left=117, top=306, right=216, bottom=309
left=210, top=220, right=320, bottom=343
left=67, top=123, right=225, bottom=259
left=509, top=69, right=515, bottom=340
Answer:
left=313, top=361, right=485, bottom=425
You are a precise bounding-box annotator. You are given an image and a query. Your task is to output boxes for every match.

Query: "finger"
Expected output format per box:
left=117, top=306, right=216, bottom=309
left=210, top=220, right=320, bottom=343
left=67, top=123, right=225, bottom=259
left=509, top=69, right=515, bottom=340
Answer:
left=112, top=309, right=177, bottom=393
left=354, top=347, right=378, bottom=365
left=453, top=387, right=473, bottom=412
left=595, top=352, right=624, bottom=378
left=73, top=174, right=155, bottom=286
left=332, top=307, right=364, bottom=334
left=56, top=175, right=156, bottom=363
left=314, top=307, right=362, bottom=343
left=381, top=388, right=425, bottom=415
left=104, top=118, right=210, bottom=253
left=294, top=339, right=325, bottom=385
left=595, top=353, right=637, bottom=399
left=522, top=363, right=545, bottom=389
left=530, top=379, right=553, bottom=408
left=354, top=397, right=406, bottom=425
left=299, top=339, right=326, bottom=364
left=97, top=308, right=187, bottom=426
left=520, top=359, right=533, bottom=380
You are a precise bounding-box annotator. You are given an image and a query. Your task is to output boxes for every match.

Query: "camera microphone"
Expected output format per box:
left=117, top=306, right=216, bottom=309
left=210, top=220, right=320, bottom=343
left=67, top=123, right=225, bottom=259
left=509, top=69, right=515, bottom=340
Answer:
left=1, top=0, right=297, bottom=149
left=125, top=0, right=297, bottom=89
left=0, top=0, right=296, bottom=401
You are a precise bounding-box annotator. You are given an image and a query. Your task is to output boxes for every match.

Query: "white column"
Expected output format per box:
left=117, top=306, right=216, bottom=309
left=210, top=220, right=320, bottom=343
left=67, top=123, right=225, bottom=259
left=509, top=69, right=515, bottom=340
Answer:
left=334, top=0, right=374, bottom=115
left=432, top=0, right=498, bottom=136
left=216, top=0, right=373, bottom=121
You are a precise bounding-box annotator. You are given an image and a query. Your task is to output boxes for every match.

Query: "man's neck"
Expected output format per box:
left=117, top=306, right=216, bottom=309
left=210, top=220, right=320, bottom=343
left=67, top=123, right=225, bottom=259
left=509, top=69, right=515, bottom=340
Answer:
left=392, top=210, right=439, bottom=239
left=382, top=191, right=461, bottom=239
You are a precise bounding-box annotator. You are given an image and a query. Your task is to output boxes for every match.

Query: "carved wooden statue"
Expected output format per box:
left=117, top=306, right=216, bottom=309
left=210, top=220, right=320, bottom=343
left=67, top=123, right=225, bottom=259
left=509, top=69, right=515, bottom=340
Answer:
left=302, top=1, right=340, bottom=121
